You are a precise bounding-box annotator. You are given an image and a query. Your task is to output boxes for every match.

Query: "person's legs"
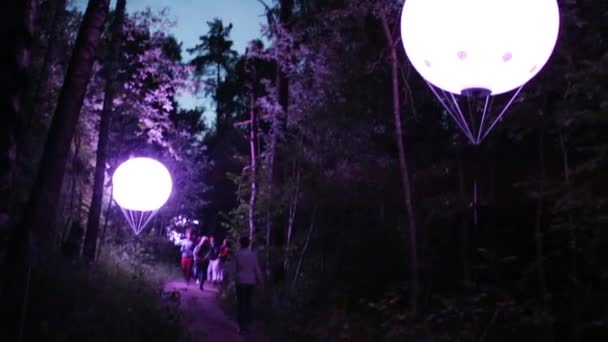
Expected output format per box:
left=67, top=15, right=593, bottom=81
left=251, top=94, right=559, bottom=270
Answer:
left=198, top=261, right=208, bottom=290
left=182, top=257, right=193, bottom=283
left=242, top=284, right=254, bottom=330
left=236, top=283, right=246, bottom=332
left=180, top=257, right=188, bottom=281
left=207, top=260, right=213, bottom=284
left=217, top=261, right=224, bottom=282
left=212, top=259, right=220, bottom=283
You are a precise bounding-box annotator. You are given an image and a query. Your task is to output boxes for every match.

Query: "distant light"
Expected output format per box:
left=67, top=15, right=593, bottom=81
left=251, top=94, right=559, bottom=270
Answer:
left=193, top=220, right=199, bottom=225
left=400, top=0, right=560, bottom=95
left=113, top=157, right=172, bottom=211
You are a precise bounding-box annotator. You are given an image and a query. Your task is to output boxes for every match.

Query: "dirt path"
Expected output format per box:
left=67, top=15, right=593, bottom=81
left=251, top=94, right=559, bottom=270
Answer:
left=163, top=280, right=268, bottom=342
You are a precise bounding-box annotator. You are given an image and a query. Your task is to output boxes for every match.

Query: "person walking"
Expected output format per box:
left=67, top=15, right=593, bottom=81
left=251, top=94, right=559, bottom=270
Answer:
left=179, top=229, right=195, bottom=284
left=207, top=237, right=220, bottom=285
left=194, top=236, right=211, bottom=290
left=217, top=239, right=232, bottom=283
left=233, top=236, right=262, bottom=335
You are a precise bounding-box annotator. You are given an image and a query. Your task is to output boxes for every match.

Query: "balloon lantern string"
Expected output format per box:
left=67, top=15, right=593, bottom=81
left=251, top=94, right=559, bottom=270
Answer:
left=119, top=206, right=159, bottom=235
left=473, top=179, right=478, bottom=227
left=426, top=81, right=524, bottom=145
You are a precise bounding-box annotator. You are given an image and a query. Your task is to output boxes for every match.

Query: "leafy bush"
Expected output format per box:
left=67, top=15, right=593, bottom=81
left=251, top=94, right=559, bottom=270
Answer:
left=23, top=252, right=187, bottom=341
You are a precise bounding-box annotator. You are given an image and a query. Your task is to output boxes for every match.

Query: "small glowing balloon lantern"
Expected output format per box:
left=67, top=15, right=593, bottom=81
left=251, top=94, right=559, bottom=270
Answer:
left=113, top=157, right=172, bottom=235
left=400, top=0, right=560, bottom=144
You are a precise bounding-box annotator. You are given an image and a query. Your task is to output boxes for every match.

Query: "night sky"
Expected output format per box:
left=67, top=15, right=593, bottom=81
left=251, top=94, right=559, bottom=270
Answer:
left=74, top=0, right=267, bottom=110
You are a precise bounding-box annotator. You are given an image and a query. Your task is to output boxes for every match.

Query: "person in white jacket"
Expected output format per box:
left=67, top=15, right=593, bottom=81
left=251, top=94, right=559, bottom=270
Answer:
left=233, top=235, right=262, bottom=335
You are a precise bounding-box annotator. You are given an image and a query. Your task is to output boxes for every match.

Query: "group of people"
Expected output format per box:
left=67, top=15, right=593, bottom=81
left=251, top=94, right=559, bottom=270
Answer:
left=177, top=229, right=232, bottom=290
left=175, top=228, right=263, bottom=335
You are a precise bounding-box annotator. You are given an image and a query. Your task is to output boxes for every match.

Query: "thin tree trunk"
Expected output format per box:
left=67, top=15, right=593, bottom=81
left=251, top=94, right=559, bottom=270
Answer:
left=22, top=0, right=67, bottom=134
left=559, top=130, right=570, bottom=184
left=62, top=134, right=83, bottom=240
left=264, top=0, right=293, bottom=280
left=559, top=129, right=576, bottom=272
left=60, top=173, right=75, bottom=242
left=248, top=90, right=258, bottom=249
left=2, top=0, right=109, bottom=340
left=216, top=63, right=221, bottom=129
left=381, top=13, right=419, bottom=314
left=458, top=152, right=472, bottom=288
left=13, top=0, right=68, bottom=220
left=559, top=128, right=579, bottom=342
left=96, top=186, right=113, bottom=260
left=535, top=117, right=548, bottom=298
left=284, top=162, right=300, bottom=272
left=292, top=207, right=317, bottom=291
left=83, top=0, right=126, bottom=261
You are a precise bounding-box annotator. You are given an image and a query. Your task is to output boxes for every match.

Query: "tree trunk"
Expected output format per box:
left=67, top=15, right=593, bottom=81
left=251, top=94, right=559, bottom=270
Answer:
left=216, top=62, right=221, bottom=129
left=292, top=207, right=316, bottom=292
left=22, top=0, right=67, bottom=134
left=0, top=2, right=37, bottom=340
left=284, top=162, right=300, bottom=273
left=96, top=186, right=113, bottom=260
left=0, top=0, right=37, bottom=232
left=458, top=152, right=472, bottom=288
left=83, top=0, right=126, bottom=261
left=265, top=0, right=293, bottom=281
left=1, top=1, right=109, bottom=340
left=248, top=90, right=258, bottom=249
left=381, top=13, right=419, bottom=314
left=535, top=116, right=548, bottom=298
left=559, top=128, right=579, bottom=342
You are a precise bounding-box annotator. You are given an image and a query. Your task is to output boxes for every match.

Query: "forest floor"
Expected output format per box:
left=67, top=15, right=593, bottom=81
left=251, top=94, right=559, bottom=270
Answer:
left=163, top=280, right=268, bottom=342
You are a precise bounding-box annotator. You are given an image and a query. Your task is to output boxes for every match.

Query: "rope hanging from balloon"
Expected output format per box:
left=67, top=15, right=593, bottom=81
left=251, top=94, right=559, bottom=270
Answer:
left=400, top=0, right=560, bottom=144
left=427, top=82, right=525, bottom=145
left=112, top=157, right=173, bottom=235
left=473, top=179, right=478, bottom=227
left=118, top=207, right=159, bottom=235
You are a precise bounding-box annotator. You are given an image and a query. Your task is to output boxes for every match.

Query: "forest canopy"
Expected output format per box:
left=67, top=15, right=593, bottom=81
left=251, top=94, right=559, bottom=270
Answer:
left=1, top=0, right=607, bottom=341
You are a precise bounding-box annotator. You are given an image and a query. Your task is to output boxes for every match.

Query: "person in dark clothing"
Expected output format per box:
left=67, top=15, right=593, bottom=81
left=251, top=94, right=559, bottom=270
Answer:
left=217, top=239, right=232, bottom=282
left=233, top=236, right=262, bottom=335
left=207, top=237, right=220, bottom=285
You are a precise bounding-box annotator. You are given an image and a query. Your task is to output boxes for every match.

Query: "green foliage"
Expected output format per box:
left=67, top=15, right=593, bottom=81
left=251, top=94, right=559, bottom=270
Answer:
left=210, top=1, right=608, bottom=341
left=24, top=254, right=187, bottom=341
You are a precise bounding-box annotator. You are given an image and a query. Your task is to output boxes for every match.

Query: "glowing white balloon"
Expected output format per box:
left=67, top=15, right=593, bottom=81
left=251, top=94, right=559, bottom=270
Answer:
left=401, top=0, right=560, bottom=95
left=112, top=157, right=172, bottom=211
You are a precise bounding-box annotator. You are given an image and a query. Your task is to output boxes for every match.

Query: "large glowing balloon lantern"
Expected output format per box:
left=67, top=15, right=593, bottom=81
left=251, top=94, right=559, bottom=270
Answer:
left=400, top=0, right=560, bottom=143
left=113, top=157, right=172, bottom=235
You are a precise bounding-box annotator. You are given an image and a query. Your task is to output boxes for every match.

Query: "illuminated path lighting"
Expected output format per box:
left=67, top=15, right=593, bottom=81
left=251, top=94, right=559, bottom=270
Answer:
left=113, top=157, right=173, bottom=235
left=400, top=0, right=560, bottom=144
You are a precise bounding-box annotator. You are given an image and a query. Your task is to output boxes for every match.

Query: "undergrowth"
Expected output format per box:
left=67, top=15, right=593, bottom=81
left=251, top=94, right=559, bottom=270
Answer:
left=21, top=240, right=187, bottom=342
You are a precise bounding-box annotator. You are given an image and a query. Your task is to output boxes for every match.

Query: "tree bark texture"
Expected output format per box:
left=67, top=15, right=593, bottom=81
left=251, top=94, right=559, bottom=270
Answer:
left=284, top=162, right=300, bottom=273
left=264, top=0, right=293, bottom=281
left=96, top=186, right=113, bottom=260
left=292, top=207, right=316, bottom=292
left=21, top=0, right=67, bottom=135
left=2, top=1, right=109, bottom=340
left=535, top=117, right=548, bottom=299
left=381, top=13, right=419, bottom=315
left=0, top=0, right=37, bottom=231
left=83, top=0, right=126, bottom=261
